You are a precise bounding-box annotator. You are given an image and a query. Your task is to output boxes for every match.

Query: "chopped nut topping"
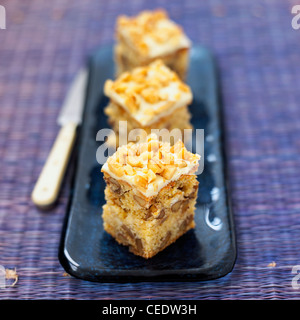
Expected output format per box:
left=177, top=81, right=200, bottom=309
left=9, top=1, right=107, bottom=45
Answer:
left=102, top=134, right=200, bottom=194
left=103, top=60, right=192, bottom=123
left=123, top=165, right=135, bottom=176
left=116, top=9, right=190, bottom=57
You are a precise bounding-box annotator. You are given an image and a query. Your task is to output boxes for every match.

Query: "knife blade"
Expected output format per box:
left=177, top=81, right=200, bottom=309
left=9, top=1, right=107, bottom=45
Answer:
left=32, top=68, right=88, bottom=209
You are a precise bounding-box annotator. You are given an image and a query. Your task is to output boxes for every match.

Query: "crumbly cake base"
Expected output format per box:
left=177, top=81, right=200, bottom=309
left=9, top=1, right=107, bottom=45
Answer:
left=114, top=43, right=189, bottom=80
left=103, top=203, right=195, bottom=259
left=102, top=174, right=198, bottom=258
left=104, top=174, right=198, bottom=220
left=104, top=101, right=192, bottom=146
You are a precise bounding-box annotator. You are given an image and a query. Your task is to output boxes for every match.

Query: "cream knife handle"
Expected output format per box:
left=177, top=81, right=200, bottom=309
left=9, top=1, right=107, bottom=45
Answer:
left=31, top=123, right=77, bottom=208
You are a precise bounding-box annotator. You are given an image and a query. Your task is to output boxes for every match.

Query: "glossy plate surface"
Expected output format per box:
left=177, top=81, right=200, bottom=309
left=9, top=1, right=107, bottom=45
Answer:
left=59, top=45, right=236, bottom=281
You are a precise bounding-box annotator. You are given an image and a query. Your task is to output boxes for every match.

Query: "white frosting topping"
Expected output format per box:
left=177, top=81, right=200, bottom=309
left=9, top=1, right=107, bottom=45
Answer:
left=104, top=60, right=193, bottom=126
left=101, top=135, right=200, bottom=198
left=102, top=157, right=198, bottom=198
left=117, top=9, right=191, bottom=59
left=108, top=82, right=192, bottom=126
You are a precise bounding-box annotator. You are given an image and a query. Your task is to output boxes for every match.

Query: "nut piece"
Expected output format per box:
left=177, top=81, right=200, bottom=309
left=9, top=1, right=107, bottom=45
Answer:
left=148, top=159, right=163, bottom=174
left=144, top=211, right=152, bottom=220
left=179, top=215, right=193, bottom=231
left=109, top=178, right=121, bottom=193
left=147, top=169, right=156, bottom=183
left=171, top=199, right=191, bottom=212
left=134, top=175, right=148, bottom=189
left=135, top=238, right=144, bottom=255
left=141, top=88, right=160, bottom=104
left=148, top=140, right=160, bottom=152
left=117, top=232, right=130, bottom=245
left=175, top=159, right=188, bottom=168
left=133, top=194, right=148, bottom=207
left=158, top=215, right=168, bottom=226
left=108, top=162, right=124, bottom=177
left=159, top=231, right=172, bottom=250
left=170, top=140, right=184, bottom=153
left=125, top=94, right=139, bottom=113
left=171, top=200, right=184, bottom=212
left=116, top=148, right=128, bottom=165
left=155, top=209, right=165, bottom=220
left=181, top=200, right=190, bottom=212
left=185, top=186, right=198, bottom=199
left=144, top=204, right=157, bottom=220
left=121, top=225, right=135, bottom=240
left=157, top=209, right=168, bottom=225
left=149, top=204, right=158, bottom=213
left=127, top=155, right=144, bottom=168
left=177, top=148, right=190, bottom=160
left=124, top=165, right=135, bottom=176
left=160, top=166, right=177, bottom=180
left=160, top=151, right=175, bottom=165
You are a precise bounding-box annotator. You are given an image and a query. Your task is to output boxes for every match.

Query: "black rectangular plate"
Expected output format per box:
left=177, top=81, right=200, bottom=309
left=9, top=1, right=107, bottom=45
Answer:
left=59, top=45, right=236, bottom=282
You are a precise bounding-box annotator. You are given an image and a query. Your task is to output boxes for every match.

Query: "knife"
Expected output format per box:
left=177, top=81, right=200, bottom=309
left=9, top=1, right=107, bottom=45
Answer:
left=31, top=68, right=88, bottom=209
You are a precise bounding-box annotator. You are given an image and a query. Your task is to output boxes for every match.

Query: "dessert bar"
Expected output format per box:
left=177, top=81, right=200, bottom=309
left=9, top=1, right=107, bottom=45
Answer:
left=114, top=9, right=191, bottom=79
left=101, top=134, right=200, bottom=258
left=104, top=60, right=193, bottom=146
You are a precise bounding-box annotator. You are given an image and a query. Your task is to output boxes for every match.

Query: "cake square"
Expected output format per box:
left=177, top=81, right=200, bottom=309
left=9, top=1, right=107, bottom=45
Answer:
left=104, top=60, right=193, bottom=146
left=114, top=9, right=191, bottom=79
left=101, top=134, right=200, bottom=259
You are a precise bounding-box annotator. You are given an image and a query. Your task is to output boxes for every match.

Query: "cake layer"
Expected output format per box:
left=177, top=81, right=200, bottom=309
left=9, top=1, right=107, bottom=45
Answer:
left=104, top=173, right=198, bottom=220
left=103, top=201, right=195, bottom=259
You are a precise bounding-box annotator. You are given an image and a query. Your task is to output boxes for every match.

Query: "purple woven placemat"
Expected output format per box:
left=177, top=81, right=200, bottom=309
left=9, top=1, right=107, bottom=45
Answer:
left=1, top=0, right=300, bottom=299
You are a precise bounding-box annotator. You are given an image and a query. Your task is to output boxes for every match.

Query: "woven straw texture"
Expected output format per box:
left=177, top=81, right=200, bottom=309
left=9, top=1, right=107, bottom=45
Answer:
left=1, top=0, right=300, bottom=299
